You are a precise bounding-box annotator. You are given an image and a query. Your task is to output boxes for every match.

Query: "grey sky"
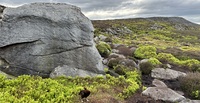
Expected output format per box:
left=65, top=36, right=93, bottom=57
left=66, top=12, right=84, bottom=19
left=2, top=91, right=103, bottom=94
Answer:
left=0, top=0, right=200, bottom=24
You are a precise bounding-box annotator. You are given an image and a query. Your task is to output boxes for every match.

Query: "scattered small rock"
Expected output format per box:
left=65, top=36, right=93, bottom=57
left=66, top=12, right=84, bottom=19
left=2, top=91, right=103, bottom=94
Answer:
left=99, top=35, right=107, bottom=41
left=119, top=59, right=138, bottom=69
left=152, top=79, right=168, bottom=87
left=151, top=68, right=186, bottom=80
left=108, top=53, right=126, bottom=59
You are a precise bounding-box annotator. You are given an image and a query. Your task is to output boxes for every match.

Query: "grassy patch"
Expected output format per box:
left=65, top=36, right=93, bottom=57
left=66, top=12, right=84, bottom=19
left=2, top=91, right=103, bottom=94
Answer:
left=0, top=70, right=141, bottom=103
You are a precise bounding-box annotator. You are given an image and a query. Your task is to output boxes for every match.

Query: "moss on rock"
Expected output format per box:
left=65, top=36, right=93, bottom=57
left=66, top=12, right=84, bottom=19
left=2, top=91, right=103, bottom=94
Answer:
left=96, top=41, right=112, bottom=57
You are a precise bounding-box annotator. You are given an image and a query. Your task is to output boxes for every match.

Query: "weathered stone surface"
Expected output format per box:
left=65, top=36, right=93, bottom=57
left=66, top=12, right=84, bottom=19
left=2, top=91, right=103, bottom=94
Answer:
left=50, top=65, right=103, bottom=78
left=0, top=70, right=15, bottom=79
left=108, top=53, right=126, bottom=59
left=99, top=35, right=107, bottom=41
left=0, top=3, right=104, bottom=77
left=139, top=59, right=149, bottom=64
left=0, top=5, right=5, bottom=12
left=0, top=5, right=6, bottom=19
left=142, top=87, right=185, bottom=102
left=105, top=26, right=132, bottom=35
left=119, top=59, right=138, bottom=68
left=152, top=79, right=167, bottom=87
left=179, top=99, right=200, bottom=103
left=151, top=68, right=186, bottom=80
left=102, top=58, right=108, bottom=65
left=106, top=70, right=120, bottom=77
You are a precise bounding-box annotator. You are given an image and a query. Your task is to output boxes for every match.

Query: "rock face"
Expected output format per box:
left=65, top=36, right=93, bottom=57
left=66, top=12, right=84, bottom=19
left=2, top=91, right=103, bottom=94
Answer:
left=0, top=3, right=104, bottom=77
left=0, top=5, right=6, bottom=19
left=180, top=99, right=200, bottom=103
left=142, top=87, right=185, bottom=102
left=152, top=79, right=167, bottom=87
left=151, top=68, right=186, bottom=80
left=143, top=76, right=186, bottom=102
left=50, top=65, right=103, bottom=78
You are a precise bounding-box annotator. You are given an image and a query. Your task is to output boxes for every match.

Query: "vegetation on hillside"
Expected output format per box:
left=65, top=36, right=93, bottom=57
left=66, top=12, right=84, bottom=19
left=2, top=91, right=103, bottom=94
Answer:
left=0, top=17, right=200, bottom=102
left=93, top=17, right=200, bottom=61
left=93, top=17, right=200, bottom=100
left=0, top=70, right=141, bottom=103
left=179, top=72, right=200, bottom=99
left=93, top=17, right=200, bottom=72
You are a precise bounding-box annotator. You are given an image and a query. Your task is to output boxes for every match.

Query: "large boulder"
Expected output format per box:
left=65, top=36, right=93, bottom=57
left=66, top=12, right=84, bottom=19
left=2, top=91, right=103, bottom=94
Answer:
left=0, top=3, right=104, bottom=77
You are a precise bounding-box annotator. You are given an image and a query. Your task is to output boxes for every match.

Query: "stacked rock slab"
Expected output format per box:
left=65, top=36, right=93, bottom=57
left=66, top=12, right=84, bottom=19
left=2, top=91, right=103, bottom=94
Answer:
left=0, top=3, right=104, bottom=77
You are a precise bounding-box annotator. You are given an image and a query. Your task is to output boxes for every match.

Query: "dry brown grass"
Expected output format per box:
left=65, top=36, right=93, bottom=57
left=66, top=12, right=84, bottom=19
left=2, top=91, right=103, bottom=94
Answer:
left=179, top=72, right=200, bottom=99
left=116, top=45, right=132, bottom=57
left=83, top=87, right=125, bottom=103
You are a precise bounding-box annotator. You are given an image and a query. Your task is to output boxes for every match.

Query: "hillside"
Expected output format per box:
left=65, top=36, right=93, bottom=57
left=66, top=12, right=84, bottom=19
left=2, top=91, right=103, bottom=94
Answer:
left=92, top=17, right=200, bottom=61
left=0, top=16, right=200, bottom=103
left=92, top=17, right=200, bottom=102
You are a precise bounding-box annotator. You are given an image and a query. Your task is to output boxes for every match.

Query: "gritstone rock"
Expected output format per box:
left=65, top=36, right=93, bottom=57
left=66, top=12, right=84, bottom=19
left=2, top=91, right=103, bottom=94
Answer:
left=0, top=3, right=104, bottom=77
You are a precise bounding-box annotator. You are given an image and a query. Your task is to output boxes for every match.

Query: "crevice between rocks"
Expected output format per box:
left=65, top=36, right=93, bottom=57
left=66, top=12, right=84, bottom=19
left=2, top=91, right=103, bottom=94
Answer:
left=0, top=39, right=41, bottom=49
left=30, top=44, right=92, bottom=57
left=0, top=64, right=50, bottom=78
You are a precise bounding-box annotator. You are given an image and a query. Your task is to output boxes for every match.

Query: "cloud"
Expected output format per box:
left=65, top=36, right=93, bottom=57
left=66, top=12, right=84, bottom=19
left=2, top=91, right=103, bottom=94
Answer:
left=0, top=0, right=200, bottom=24
left=82, top=0, right=145, bottom=20
left=84, top=8, right=143, bottom=20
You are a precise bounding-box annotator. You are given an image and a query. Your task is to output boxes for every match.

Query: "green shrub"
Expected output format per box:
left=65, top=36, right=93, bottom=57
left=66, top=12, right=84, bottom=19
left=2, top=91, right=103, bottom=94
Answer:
left=179, top=72, right=200, bottom=99
left=157, top=53, right=200, bottom=71
left=157, top=53, right=180, bottom=64
left=113, top=65, right=130, bottom=75
left=96, top=41, right=112, bottom=57
left=118, top=71, right=141, bottom=98
left=180, top=59, right=200, bottom=68
left=0, top=74, right=6, bottom=84
left=0, top=75, right=79, bottom=103
left=148, top=58, right=162, bottom=66
left=150, top=33, right=173, bottom=41
left=107, top=58, right=121, bottom=68
left=190, top=64, right=200, bottom=72
left=139, top=61, right=154, bottom=75
left=0, top=70, right=141, bottom=102
left=134, top=45, right=157, bottom=59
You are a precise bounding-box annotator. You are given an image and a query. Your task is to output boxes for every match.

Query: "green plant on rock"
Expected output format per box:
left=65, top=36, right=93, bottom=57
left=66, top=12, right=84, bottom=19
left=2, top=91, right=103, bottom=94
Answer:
left=96, top=41, right=112, bottom=57
left=192, top=90, right=200, bottom=99
left=94, top=28, right=102, bottom=37
left=134, top=45, right=157, bottom=59
left=148, top=58, right=162, bottom=66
